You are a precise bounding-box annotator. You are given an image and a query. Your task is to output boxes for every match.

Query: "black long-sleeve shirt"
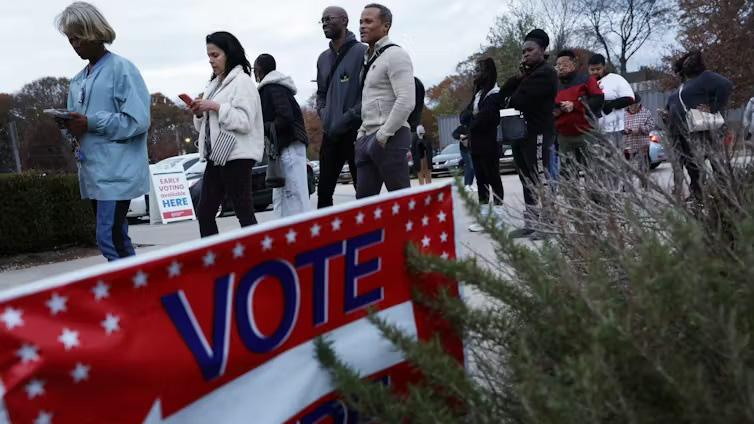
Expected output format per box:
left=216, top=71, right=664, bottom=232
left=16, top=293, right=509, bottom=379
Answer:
left=500, top=62, right=558, bottom=137
left=665, top=70, right=733, bottom=136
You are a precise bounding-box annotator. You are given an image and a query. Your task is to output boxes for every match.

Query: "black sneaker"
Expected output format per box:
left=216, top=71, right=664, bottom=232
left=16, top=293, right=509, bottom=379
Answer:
left=509, top=228, right=535, bottom=239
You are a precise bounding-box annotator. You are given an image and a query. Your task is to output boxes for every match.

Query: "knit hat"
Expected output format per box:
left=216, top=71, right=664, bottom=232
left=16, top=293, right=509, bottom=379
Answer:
left=524, top=29, right=549, bottom=49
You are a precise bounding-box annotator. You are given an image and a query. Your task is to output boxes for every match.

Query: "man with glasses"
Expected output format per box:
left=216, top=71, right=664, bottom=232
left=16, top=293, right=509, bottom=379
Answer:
left=315, top=6, right=367, bottom=208
left=554, top=50, right=603, bottom=181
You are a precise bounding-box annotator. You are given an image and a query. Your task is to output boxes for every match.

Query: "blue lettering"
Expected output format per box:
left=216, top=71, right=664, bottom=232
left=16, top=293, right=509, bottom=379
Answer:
left=162, top=199, right=171, bottom=208
left=299, top=375, right=389, bottom=423
left=161, top=274, right=234, bottom=381
left=299, top=400, right=350, bottom=424
left=344, top=229, right=384, bottom=314
left=236, top=260, right=300, bottom=353
left=295, top=241, right=345, bottom=326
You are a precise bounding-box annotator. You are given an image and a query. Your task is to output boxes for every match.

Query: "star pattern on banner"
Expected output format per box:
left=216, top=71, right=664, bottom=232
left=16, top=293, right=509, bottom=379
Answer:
left=310, top=223, right=321, bottom=238
left=261, top=236, right=273, bottom=251
left=34, top=411, right=52, bottom=424
left=167, top=261, right=182, bottom=278
left=232, top=243, right=245, bottom=259
left=203, top=251, right=216, bottom=267
left=132, top=271, right=148, bottom=288
left=25, top=379, right=45, bottom=399
left=58, top=328, right=80, bottom=351
left=70, top=363, right=90, bottom=383
left=101, top=314, right=120, bottom=335
left=92, top=281, right=110, bottom=300
left=45, top=293, right=67, bottom=315
left=17, top=344, right=40, bottom=364
left=2, top=306, right=23, bottom=330
left=0, top=185, right=456, bottom=423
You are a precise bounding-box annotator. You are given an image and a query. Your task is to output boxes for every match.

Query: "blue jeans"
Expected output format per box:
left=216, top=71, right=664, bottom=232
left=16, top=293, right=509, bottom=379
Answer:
left=91, top=200, right=135, bottom=261
left=459, top=147, right=475, bottom=186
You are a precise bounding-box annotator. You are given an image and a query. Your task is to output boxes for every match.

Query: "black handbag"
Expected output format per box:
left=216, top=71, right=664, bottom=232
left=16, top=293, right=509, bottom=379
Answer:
left=264, top=124, right=285, bottom=188
left=500, top=107, right=527, bottom=141
left=500, top=83, right=527, bottom=142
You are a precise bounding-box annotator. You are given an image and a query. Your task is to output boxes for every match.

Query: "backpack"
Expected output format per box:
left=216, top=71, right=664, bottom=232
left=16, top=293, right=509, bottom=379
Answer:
left=408, top=77, right=425, bottom=132
left=362, top=44, right=425, bottom=132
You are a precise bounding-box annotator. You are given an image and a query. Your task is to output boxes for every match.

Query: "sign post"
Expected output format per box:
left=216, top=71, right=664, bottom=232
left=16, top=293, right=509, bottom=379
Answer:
left=148, top=163, right=196, bottom=225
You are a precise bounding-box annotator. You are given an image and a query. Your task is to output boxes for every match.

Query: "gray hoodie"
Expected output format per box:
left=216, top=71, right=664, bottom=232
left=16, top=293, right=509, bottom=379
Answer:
left=316, top=31, right=368, bottom=137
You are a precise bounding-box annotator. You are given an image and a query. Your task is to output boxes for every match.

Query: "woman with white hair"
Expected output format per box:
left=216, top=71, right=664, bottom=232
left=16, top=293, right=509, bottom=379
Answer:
left=55, top=2, right=151, bottom=261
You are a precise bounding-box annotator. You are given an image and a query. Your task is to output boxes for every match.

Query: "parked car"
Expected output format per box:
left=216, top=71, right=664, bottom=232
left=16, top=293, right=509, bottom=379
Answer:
left=648, top=130, right=666, bottom=169
left=431, top=142, right=516, bottom=177
left=621, top=129, right=666, bottom=171
left=338, top=163, right=354, bottom=184
left=431, top=143, right=462, bottom=177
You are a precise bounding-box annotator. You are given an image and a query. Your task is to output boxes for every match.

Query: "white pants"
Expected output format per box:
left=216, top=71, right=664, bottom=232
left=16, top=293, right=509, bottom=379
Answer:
left=273, top=142, right=312, bottom=218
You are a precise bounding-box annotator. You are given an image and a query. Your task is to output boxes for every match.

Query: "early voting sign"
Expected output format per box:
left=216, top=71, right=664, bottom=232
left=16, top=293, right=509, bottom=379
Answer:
left=0, top=183, right=463, bottom=423
left=148, top=164, right=196, bottom=224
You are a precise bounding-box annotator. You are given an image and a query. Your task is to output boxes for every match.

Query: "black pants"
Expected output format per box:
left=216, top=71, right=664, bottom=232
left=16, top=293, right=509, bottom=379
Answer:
left=673, top=132, right=720, bottom=199
left=471, top=152, right=504, bottom=205
left=198, top=159, right=257, bottom=238
left=317, top=131, right=357, bottom=208
left=512, top=133, right=553, bottom=219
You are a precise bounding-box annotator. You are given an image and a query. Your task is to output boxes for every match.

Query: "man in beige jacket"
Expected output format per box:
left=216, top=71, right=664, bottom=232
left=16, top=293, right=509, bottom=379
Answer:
left=355, top=3, right=416, bottom=198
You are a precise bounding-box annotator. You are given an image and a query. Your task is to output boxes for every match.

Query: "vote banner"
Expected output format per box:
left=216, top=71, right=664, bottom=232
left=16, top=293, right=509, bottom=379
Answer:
left=0, top=183, right=463, bottom=423
left=148, top=164, right=195, bottom=224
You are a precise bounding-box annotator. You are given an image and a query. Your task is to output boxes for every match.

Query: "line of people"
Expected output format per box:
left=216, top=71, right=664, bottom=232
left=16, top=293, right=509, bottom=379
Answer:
left=53, top=1, right=422, bottom=261
left=53, top=0, right=738, bottom=260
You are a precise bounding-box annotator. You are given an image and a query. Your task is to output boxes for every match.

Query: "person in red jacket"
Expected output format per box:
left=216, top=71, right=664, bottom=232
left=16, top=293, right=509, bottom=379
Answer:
left=554, top=49, right=604, bottom=180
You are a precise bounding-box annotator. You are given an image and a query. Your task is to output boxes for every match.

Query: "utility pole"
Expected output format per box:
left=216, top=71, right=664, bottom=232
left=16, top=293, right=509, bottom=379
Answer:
left=8, top=121, right=21, bottom=173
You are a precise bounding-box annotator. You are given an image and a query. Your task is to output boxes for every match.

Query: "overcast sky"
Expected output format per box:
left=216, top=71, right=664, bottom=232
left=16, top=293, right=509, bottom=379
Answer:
left=0, top=0, right=671, bottom=105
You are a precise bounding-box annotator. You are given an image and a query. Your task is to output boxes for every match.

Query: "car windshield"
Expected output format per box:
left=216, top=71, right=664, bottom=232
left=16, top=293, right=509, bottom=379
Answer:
left=441, top=144, right=460, bottom=155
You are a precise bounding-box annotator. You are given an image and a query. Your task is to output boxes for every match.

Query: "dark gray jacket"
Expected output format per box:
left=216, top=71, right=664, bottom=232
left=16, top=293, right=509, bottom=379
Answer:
left=316, top=31, right=368, bottom=137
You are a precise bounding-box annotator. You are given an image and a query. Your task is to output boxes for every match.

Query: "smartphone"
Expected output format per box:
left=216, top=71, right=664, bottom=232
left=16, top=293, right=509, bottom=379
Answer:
left=178, top=94, right=193, bottom=106
left=43, top=109, right=73, bottom=120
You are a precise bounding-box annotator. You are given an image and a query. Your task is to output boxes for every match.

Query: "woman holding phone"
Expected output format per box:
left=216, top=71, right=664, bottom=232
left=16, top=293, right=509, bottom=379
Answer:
left=190, top=31, right=265, bottom=237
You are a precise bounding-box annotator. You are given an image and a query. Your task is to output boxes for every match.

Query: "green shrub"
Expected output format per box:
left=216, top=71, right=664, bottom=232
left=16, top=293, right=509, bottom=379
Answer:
left=0, top=173, right=95, bottom=255
left=316, top=136, right=754, bottom=423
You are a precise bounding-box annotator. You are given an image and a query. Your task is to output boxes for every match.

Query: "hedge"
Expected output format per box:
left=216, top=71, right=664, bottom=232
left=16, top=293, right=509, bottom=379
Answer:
left=0, top=173, right=96, bottom=255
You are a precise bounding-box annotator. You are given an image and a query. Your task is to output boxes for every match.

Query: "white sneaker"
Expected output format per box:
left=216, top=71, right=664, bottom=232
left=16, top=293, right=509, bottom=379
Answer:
left=468, top=223, right=484, bottom=232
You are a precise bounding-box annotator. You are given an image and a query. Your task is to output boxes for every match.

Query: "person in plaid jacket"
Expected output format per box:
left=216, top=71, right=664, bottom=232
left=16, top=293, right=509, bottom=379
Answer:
left=623, top=94, right=655, bottom=188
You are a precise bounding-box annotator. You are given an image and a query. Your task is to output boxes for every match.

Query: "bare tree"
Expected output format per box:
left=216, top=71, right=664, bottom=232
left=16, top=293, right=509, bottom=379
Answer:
left=583, top=0, right=675, bottom=74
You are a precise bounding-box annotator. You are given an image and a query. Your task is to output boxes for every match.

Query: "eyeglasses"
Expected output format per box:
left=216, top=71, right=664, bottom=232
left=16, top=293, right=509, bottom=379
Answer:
left=319, top=15, right=342, bottom=24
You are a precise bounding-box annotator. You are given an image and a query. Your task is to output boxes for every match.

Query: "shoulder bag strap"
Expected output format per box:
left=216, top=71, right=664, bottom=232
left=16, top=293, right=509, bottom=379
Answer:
left=678, top=83, right=688, bottom=111
left=361, top=44, right=398, bottom=87
left=325, top=40, right=358, bottom=90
